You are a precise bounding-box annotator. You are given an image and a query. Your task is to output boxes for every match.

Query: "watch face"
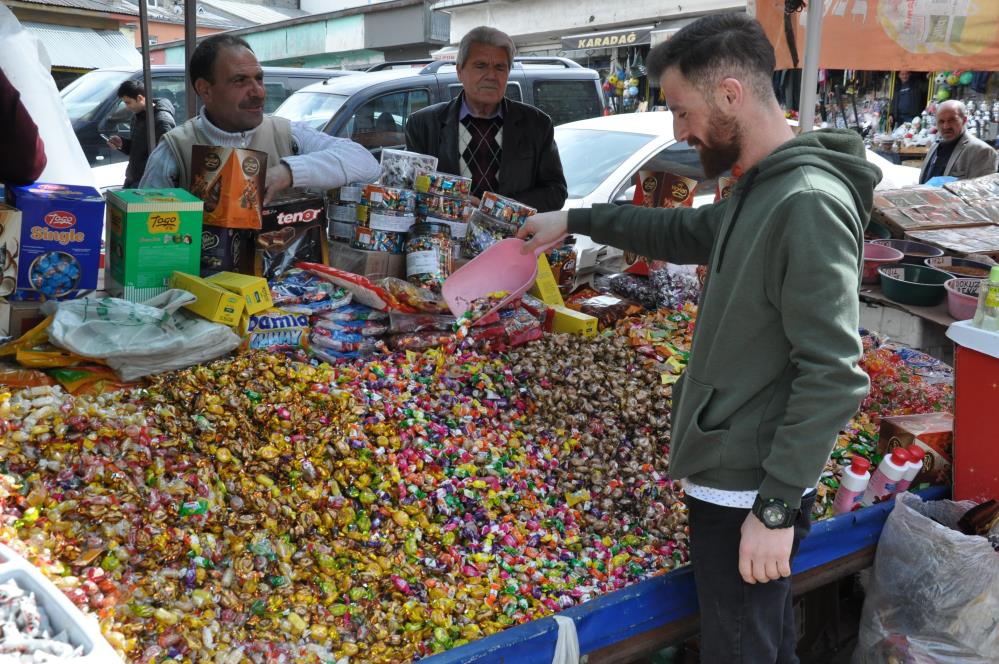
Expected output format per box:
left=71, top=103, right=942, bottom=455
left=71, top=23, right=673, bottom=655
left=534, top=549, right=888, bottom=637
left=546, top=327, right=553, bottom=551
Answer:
left=762, top=504, right=786, bottom=527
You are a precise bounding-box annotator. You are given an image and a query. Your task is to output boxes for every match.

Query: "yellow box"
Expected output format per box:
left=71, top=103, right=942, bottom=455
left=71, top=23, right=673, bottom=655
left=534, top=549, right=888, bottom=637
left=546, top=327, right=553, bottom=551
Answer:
left=206, top=271, right=273, bottom=315
left=528, top=254, right=565, bottom=306
left=551, top=305, right=597, bottom=337
left=170, top=271, right=244, bottom=325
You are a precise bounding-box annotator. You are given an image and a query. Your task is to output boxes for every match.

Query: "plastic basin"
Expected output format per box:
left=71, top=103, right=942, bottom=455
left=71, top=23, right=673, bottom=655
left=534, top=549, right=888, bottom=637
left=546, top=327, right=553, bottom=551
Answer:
left=944, top=278, right=982, bottom=320
left=862, top=242, right=904, bottom=284
left=864, top=220, right=892, bottom=240
left=871, top=239, right=945, bottom=265
left=878, top=264, right=952, bottom=306
left=924, top=256, right=993, bottom=279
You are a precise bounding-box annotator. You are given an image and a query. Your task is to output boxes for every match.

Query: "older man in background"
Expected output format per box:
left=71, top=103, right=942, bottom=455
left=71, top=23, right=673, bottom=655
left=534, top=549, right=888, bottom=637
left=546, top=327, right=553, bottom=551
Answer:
left=919, top=100, right=998, bottom=184
left=405, top=26, right=567, bottom=212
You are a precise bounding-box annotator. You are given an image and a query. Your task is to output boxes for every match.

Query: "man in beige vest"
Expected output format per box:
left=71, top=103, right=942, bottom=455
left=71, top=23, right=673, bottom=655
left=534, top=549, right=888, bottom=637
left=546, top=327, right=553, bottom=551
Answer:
left=140, top=34, right=379, bottom=201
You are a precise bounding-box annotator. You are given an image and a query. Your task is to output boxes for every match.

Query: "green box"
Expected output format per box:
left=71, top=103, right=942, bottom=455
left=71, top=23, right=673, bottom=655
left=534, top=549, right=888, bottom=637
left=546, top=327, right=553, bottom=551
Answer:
left=106, top=189, right=203, bottom=302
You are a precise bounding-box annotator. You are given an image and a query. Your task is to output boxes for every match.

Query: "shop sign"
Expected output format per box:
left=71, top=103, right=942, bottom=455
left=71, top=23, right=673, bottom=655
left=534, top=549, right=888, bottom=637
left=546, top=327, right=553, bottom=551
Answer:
left=561, top=26, right=653, bottom=51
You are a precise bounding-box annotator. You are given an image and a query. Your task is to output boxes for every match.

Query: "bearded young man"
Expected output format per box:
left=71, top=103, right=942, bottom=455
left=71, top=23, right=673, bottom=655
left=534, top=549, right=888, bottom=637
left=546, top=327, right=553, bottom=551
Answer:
left=518, top=14, right=880, bottom=662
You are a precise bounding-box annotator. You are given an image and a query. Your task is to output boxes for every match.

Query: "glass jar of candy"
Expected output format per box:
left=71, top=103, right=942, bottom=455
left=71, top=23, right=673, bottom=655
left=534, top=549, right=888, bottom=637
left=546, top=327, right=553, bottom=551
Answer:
left=405, top=222, right=452, bottom=292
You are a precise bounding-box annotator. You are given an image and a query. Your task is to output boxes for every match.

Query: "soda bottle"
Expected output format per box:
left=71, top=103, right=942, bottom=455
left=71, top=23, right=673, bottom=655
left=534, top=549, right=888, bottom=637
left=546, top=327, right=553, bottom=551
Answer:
left=893, top=444, right=926, bottom=495
left=972, top=266, right=999, bottom=331
left=832, top=455, right=872, bottom=515
left=861, top=447, right=911, bottom=506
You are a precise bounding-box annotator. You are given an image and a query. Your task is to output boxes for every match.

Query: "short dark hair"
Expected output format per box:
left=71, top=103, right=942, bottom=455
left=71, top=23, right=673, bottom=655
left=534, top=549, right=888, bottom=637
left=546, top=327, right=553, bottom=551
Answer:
left=189, top=34, right=253, bottom=87
left=117, top=79, right=145, bottom=100
left=647, top=13, right=776, bottom=101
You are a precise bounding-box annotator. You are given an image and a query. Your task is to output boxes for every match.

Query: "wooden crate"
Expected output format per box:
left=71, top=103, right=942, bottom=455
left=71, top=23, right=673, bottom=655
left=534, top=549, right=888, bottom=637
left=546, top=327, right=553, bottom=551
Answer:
left=906, top=225, right=999, bottom=258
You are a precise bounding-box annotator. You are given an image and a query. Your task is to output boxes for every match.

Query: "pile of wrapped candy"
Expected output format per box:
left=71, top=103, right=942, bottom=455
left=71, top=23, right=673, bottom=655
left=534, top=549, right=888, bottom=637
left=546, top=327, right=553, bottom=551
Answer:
left=0, top=319, right=691, bottom=662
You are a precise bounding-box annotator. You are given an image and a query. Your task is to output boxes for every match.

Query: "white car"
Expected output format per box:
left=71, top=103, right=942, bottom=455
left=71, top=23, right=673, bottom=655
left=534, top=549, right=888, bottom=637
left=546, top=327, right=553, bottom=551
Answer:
left=554, top=112, right=919, bottom=211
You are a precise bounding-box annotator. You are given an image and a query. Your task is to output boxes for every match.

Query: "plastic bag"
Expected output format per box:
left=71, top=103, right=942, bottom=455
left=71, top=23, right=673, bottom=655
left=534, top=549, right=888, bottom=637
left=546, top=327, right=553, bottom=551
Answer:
left=854, top=493, right=999, bottom=664
left=44, top=290, right=240, bottom=380
left=0, top=5, right=95, bottom=188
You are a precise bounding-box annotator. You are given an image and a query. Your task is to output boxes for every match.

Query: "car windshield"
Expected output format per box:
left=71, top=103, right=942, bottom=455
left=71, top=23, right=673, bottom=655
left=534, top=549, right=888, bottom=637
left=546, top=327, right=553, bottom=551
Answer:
left=61, top=70, right=130, bottom=124
left=555, top=127, right=656, bottom=198
left=274, top=92, right=348, bottom=130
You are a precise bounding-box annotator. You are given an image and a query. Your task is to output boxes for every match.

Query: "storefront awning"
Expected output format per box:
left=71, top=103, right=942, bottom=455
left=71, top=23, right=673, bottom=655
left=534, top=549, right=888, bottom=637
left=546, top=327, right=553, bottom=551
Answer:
left=24, top=22, right=141, bottom=70
left=561, top=25, right=653, bottom=51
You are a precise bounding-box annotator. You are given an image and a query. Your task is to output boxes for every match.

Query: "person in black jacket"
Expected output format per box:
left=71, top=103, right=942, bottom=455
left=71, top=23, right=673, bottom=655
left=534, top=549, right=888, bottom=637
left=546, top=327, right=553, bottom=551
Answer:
left=888, top=71, right=927, bottom=129
left=404, top=26, right=567, bottom=212
left=107, top=80, right=176, bottom=188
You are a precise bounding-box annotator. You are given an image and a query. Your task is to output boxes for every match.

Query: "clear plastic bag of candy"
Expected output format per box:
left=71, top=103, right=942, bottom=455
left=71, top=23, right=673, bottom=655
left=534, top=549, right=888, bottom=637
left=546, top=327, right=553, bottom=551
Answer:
left=315, top=302, right=388, bottom=322
left=386, top=330, right=454, bottom=352
left=378, top=277, right=449, bottom=313
left=388, top=310, right=457, bottom=333
left=313, top=317, right=388, bottom=337
left=380, top=149, right=439, bottom=189
left=310, top=327, right=383, bottom=354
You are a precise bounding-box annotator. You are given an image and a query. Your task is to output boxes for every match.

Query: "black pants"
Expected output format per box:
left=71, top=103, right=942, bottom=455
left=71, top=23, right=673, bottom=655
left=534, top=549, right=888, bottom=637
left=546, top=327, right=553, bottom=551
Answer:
left=685, top=493, right=816, bottom=664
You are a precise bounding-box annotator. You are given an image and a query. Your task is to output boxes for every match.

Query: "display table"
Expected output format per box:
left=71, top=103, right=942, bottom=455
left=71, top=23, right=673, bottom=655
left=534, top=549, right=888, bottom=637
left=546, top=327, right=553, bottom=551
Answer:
left=426, top=486, right=949, bottom=663
left=859, top=284, right=956, bottom=364
left=897, top=145, right=928, bottom=169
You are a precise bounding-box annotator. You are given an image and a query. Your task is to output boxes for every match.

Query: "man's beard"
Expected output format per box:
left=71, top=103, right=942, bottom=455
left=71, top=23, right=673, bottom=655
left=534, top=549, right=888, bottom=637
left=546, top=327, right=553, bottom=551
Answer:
left=691, top=108, right=743, bottom=179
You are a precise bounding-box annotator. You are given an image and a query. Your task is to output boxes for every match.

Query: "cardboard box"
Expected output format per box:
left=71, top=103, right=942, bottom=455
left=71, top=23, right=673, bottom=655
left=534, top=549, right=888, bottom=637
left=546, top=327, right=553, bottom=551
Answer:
left=551, top=305, right=597, bottom=337
left=0, top=299, right=46, bottom=338
left=329, top=241, right=405, bottom=280
left=105, top=189, right=203, bottom=302
left=529, top=254, right=566, bottom=306
left=878, top=412, right=953, bottom=486
left=257, top=191, right=328, bottom=278
left=2, top=184, right=104, bottom=299
left=190, top=145, right=266, bottom=229
left=201, top=225, right=254, bottom=275
left=169, top=271, right=244, bottom=325
left=206, top=271, right=272, bottom=315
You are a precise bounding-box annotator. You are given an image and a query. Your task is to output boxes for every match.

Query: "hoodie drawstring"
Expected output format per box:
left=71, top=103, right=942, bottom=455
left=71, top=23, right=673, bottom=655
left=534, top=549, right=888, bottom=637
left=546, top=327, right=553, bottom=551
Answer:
left=715, top=169, right=758, bottom=274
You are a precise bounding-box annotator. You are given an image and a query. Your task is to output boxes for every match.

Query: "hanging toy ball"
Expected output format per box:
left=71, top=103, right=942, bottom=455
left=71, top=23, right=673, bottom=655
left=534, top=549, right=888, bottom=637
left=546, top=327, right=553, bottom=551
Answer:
left=934, top=72, right=947, bottom=86
left=616, top=80, right=625, bottom=91
left=622, top=87, right=632, bottom=98
left=935, top=88, right=951, bottom=102
left=946, top=72, right=959, bottom=86
left=959, top=71, right=974, bottom=86
left=629, top=78, right=640, bottom=87
left=602, top=81, right=612, bottom=92
left=608, top=74, right=618, bottom=85
left=629, top=86, right=639, bottom=96
left=617, top=68, right=626, bottom=79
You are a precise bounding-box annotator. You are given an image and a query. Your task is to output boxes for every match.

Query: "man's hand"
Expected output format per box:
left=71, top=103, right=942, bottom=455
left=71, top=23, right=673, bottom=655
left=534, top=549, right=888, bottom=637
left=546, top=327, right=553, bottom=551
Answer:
left=515, top=210, right=570, bottom=254
left=263, top=163, right=293, bottom=206
left=738, top=511, right=794, bottom=584
left=107, top=135, right=123, bottom=150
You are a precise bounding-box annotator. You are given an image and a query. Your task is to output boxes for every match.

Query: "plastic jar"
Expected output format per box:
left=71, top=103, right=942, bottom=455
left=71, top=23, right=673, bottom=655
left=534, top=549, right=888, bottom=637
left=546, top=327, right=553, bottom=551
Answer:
left=405, top=222, right=452, bottom=291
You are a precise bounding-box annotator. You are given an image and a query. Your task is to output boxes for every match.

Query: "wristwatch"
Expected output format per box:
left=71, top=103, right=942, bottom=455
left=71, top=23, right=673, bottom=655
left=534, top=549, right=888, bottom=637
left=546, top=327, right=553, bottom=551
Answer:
left=752, top=495, right=798, bottom=529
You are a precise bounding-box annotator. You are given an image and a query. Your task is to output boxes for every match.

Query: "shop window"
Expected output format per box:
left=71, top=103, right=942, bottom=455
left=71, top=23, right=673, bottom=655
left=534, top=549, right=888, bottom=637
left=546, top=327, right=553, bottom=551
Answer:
left=263, top=82, right=289, bottom=114
left=532, top=80, right=602, bottom=126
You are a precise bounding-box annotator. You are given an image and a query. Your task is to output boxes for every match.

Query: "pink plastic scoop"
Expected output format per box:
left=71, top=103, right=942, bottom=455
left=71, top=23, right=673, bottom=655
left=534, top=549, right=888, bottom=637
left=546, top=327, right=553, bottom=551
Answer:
left=442, top=236, right=564, bottom=322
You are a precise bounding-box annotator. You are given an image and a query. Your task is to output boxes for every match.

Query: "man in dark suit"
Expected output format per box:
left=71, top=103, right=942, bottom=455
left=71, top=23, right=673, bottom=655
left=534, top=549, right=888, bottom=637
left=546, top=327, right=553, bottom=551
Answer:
left=919, top=100, right=998, bottom=184
left=404, top=26, right=567, bottom=212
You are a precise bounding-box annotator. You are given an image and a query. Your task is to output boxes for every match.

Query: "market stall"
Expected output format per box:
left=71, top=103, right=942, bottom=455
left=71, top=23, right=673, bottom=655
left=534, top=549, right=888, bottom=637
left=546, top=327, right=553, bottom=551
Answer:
left=0, top=141, right=976, bottom=664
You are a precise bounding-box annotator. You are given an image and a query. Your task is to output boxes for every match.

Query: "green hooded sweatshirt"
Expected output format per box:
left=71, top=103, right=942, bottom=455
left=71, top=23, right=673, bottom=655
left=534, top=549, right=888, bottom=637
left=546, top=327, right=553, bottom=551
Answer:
left=568, top=129, right=882, bottom=508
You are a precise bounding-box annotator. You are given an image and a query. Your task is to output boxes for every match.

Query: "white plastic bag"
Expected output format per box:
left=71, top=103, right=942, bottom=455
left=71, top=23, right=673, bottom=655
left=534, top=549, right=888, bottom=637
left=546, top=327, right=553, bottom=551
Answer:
left=0, top=4, right=95, bottom=188
left=854, top=492, right=999, bottom=664
left=44, top=290, right=240, bottom=380
left=551, top=615, right=580, bottom=664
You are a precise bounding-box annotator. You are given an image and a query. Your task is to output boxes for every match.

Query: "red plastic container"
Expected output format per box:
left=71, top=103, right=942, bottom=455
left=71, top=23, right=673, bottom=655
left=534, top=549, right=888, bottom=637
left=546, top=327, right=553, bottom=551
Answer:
left=862, top=242, right=904, bottom=284
left=946, top=321, right=999, bottom=502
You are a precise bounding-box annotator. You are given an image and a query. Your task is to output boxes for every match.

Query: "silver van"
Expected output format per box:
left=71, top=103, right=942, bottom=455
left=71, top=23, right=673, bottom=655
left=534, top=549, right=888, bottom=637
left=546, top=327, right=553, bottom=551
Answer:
left=275, top=58, right=605, bottom=157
